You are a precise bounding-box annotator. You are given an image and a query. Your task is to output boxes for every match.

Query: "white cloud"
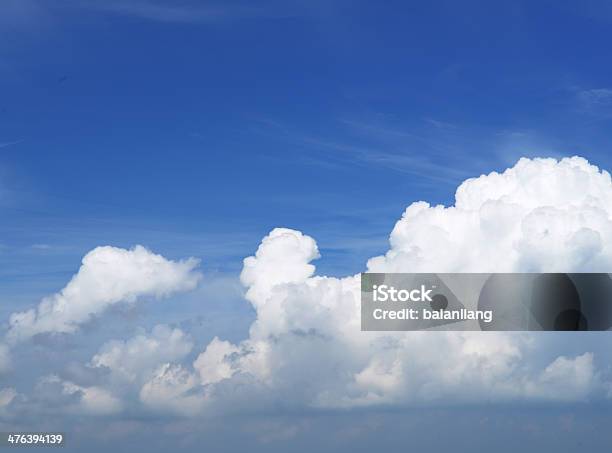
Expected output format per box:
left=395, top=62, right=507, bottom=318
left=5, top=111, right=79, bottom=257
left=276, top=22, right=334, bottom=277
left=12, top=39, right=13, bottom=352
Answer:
left=368, top=156, right=612, bottom=273
left=193, top=337, right=239, bottom=385
left=39, top=375, right=123, bottom=416
left=139, top=363, right=207, bottom=416
left=526, top=352, right=596, bottom=402
left=241, top=227, right=320, bottom=306
left=91, top=324, right=194, bottom=383
left=183, top=156, right=612, bottom=413
left=8, top=156, right=612, bottom=418
left=62, top=381, right=123, bottom=415
left=7, top=245, right=202, bottom=343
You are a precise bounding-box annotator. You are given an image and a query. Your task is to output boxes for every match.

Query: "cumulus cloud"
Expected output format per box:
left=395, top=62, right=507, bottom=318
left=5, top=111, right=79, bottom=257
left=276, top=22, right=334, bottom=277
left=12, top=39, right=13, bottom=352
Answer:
left=37, top=375, right=123, bottom=416
left=139, top=363, right=207, bottom=416
left=241, top=227, right=320, bottom=305
left=7, top=156, right=612, bottom=418
left=61, top=381, right=123, bottom=415
left=7, top=245, right=202, bottom=343
left=368, top=156, right=612, bottom=273
left=526, top=352, right=596, bottom=402
left=15, top=326, right=195, bottom=418
left=91, top=324, right=194, bottom=383
left=180, top=156, right=612, bottom=414
left=193, top=337, right=239, bottom=385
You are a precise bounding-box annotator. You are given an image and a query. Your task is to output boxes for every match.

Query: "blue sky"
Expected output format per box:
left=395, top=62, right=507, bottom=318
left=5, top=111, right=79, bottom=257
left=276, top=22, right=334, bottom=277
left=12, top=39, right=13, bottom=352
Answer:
left=3, top=1, right=612, bottom=451
left=3, top=0, right=612, bottom=286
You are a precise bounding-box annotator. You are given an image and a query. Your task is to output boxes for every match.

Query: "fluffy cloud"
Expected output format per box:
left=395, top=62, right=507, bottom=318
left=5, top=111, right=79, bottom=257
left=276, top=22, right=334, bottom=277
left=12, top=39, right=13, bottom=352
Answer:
left=37, top=375, right=123, bottom=416
left=139, top=363, right=207, bottom=416
left=17, top=326, right=196, bottom=418
left=193, top=337, right=239, bottom=385
left=7, top=156, right=612, bottom=418
left=525, top=352, right=596, bottom=402
left=6, top=245, right=202, bottom=343
left=61, top=381, right=123, bottom=415
left=91, top=324, right=194, bottom=383
left=368, top=156, right=612, bottom=273
left=241, top=228, right=320, bottom=306
left=183, top=156, right=612, bottom=413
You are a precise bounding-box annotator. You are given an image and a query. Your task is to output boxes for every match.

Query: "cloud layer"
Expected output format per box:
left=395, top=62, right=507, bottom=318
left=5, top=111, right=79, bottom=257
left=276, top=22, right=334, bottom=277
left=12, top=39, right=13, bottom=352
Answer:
left=3, top=156, right=612, bottom=418
left=133, top=156, right=612, bottom=415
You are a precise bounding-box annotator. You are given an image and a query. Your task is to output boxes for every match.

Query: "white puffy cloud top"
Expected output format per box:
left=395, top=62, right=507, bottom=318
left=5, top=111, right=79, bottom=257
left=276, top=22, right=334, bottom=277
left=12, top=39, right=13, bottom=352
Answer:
left=241, top=227, right=320, bottom=306
left=7, top=245, right=202, bottom=343
left=368, top=156, right=612, bottom=273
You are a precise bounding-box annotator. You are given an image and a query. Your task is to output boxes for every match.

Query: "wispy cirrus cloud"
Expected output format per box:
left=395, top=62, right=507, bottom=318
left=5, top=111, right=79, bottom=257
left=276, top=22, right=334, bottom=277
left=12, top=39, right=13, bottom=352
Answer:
left=249, top=115, right=511, bottom=186
left=0, top=140, right=24, bottom=150
left=576, top=88, right=612, bottom=115
left=74, top=0, right=248, bottom=23
left=0, top=0, right=318, bottom=26
left=65, top=0, right=325, bottom=24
